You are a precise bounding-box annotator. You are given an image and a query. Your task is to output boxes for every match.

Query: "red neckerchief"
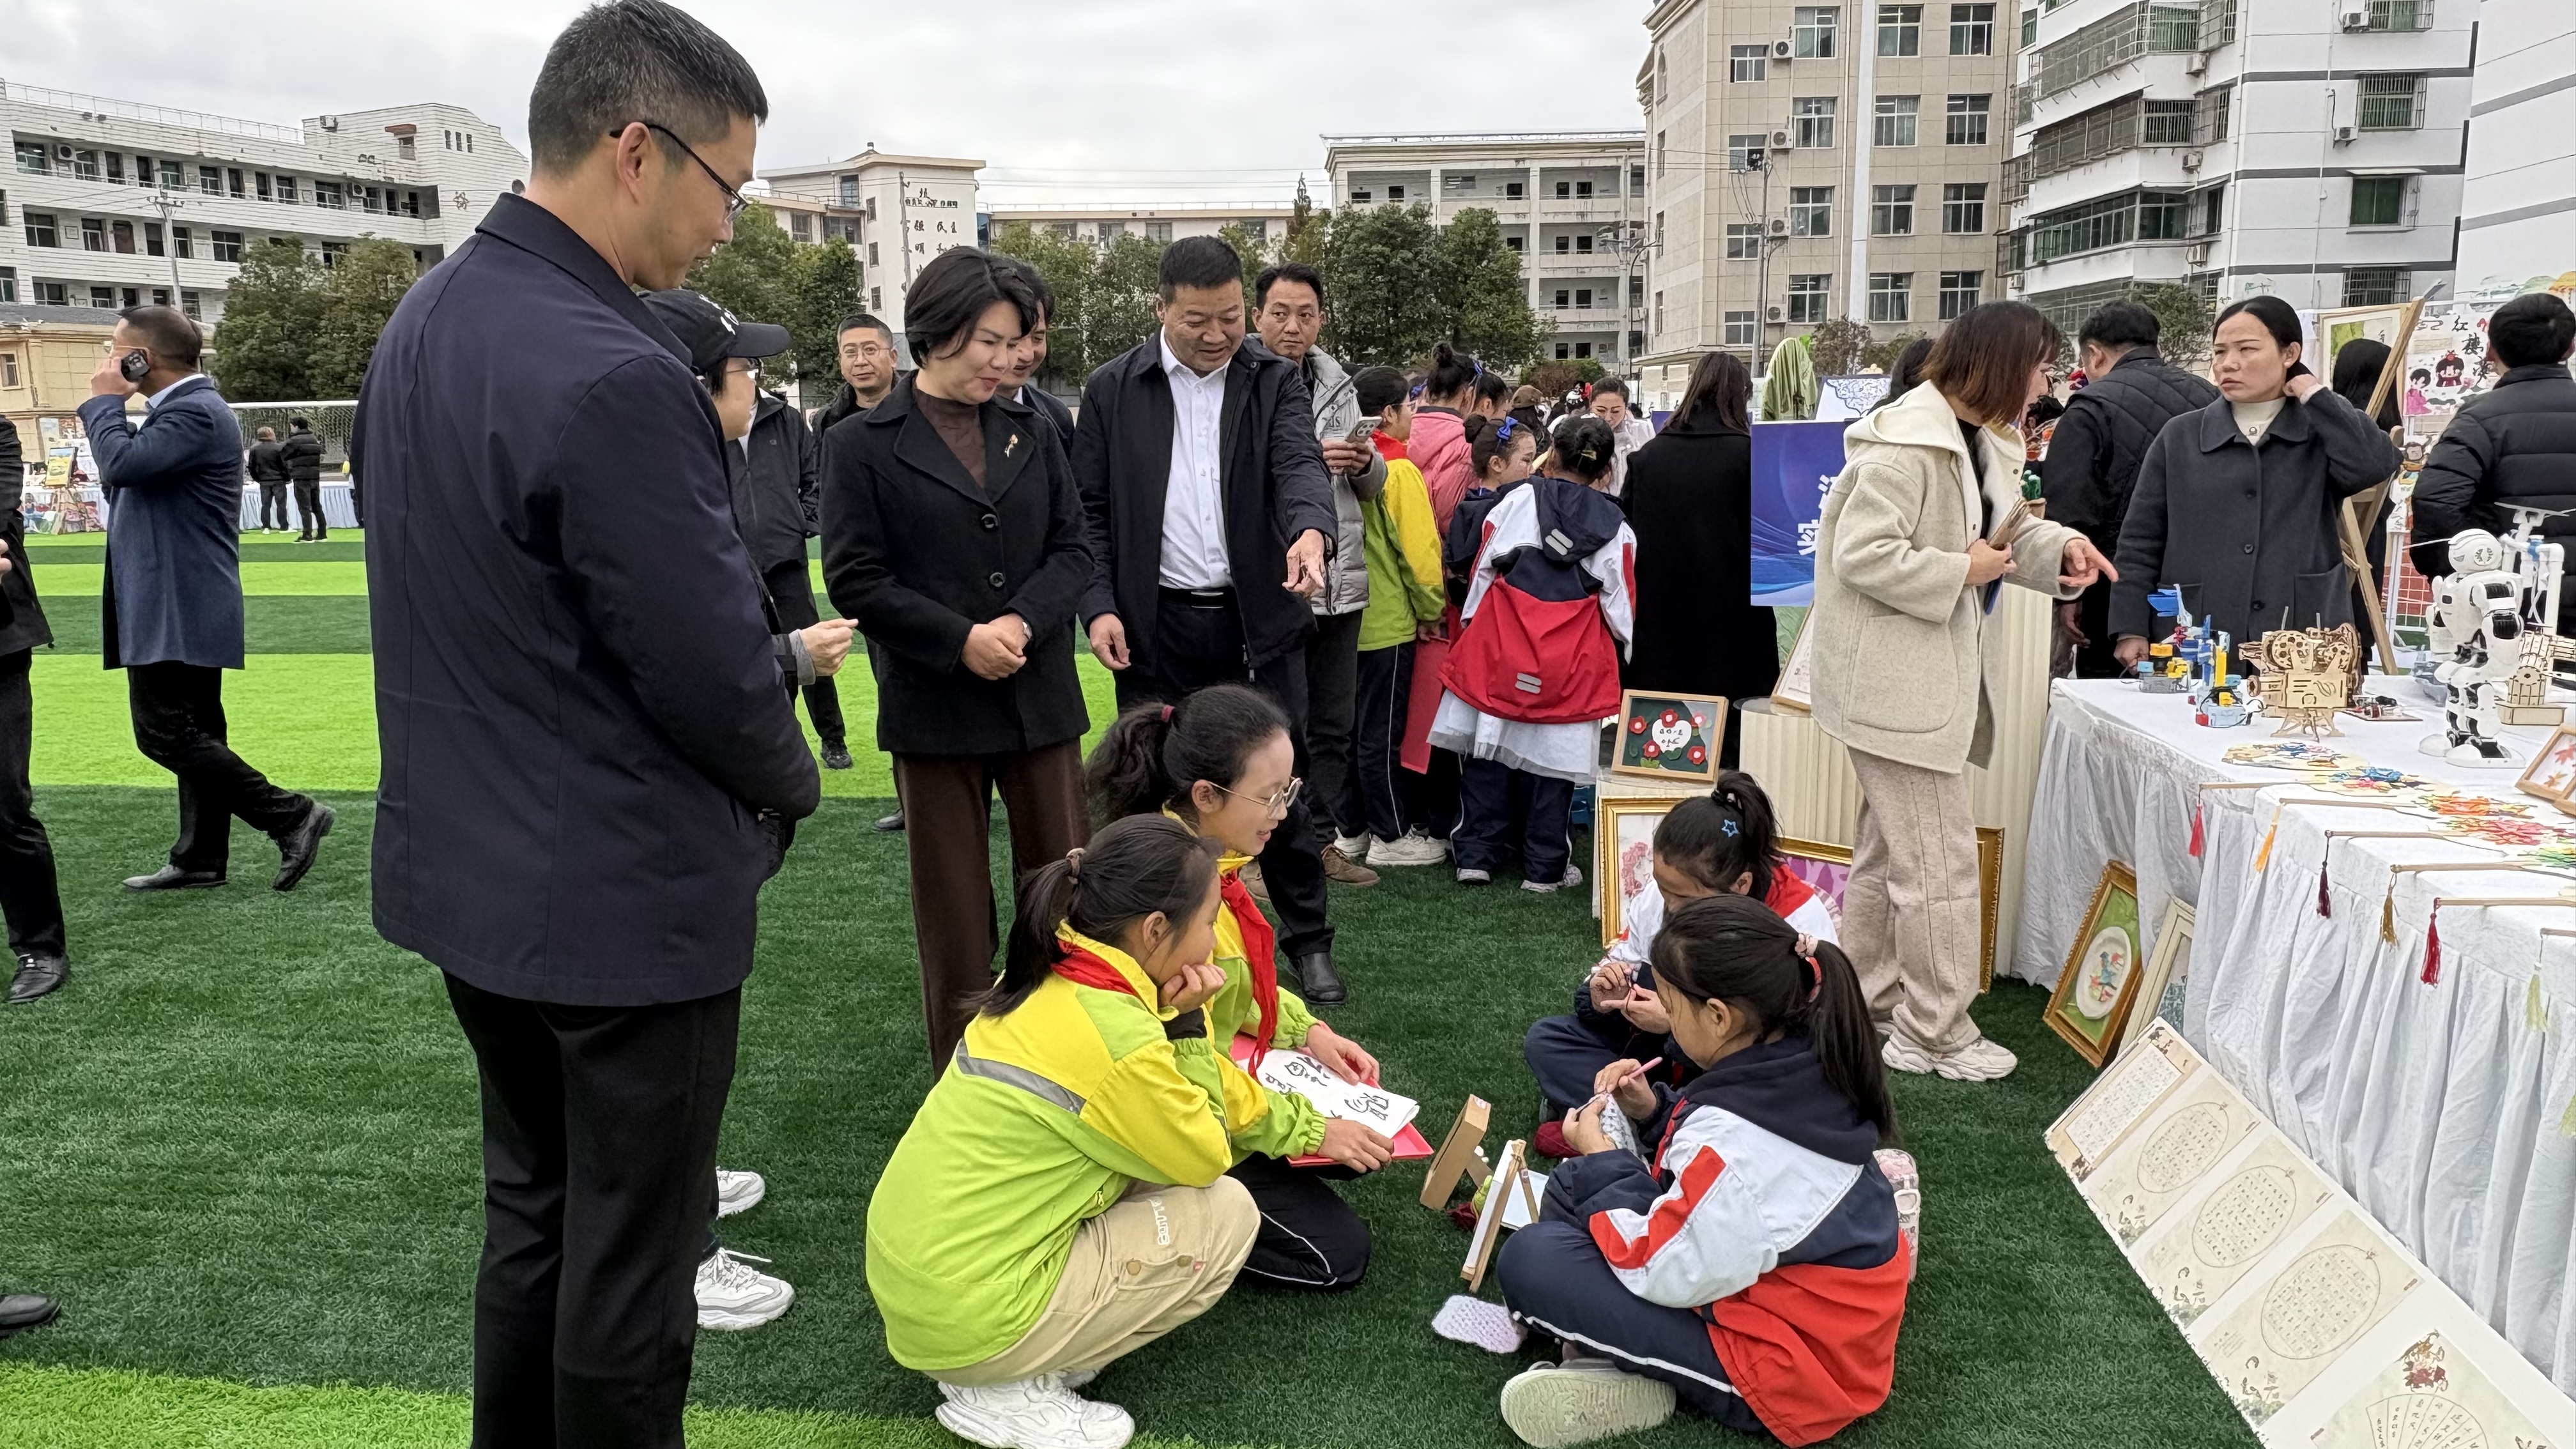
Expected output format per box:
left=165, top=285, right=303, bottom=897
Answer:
left=1372, top=431, right=1409, bottom=462
left=1767, top=863, right=1818, bottom=918
left=1220, top=870, right=1283, bottom=1071
left=1052, top=946, right=1139, bottom=997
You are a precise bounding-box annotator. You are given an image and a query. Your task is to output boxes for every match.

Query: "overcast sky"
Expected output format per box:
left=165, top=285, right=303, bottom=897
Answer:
left=4, top=0, right=1650, bottom=205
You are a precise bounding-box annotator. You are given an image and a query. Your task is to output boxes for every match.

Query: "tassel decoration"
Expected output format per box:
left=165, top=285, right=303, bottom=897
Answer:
left=2255, top=816, right=2279, bottom=873
left=2317, top=844, right=2333, bottom=918
left=2189, top=803, right=2204, bottom=859
left=2380, top=885, right=2396, bottom=944
left=2421, top=906, right=2442, bottom=986
left=2531, top=973, right=2550, bottom=1032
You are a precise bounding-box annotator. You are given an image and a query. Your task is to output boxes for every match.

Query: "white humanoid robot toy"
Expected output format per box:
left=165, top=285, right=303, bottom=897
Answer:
left=2423, top=528, right=2534, bottom=767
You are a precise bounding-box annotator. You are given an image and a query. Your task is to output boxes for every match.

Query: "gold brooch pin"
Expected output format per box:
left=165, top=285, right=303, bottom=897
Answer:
left=1005, top=433, right=1020, bottom=457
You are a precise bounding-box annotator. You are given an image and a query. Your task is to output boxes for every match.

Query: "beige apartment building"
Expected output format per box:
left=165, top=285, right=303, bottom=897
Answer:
left=1637, top=1, right=2015, bottom=409
left=757, top=148, right=983, bottom=351
left=983, top=203, right=1293, bottom=252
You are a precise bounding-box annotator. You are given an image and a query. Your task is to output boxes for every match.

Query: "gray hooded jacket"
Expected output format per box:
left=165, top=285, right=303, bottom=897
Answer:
left=1298, top=346, right=1384, bottom=617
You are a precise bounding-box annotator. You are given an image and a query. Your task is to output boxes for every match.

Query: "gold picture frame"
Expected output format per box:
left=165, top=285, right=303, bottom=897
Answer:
left=1977, top=826, right=2004, bottom=993
left=1609, top=690, right=1728, bottom=784
left=1597, top=796, right=1685, bottom=948
left=2515, top=724, right=2576, bottom=805
left=2119, top=900, right=2194, bottom=1059
left=2045, top=861, right=2145, bottom=1068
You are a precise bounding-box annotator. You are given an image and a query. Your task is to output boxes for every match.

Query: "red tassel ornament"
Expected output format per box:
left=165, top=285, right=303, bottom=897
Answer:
left=2189, top=803, right=2205, bottom=858
left=2422, top=907, right=2442, bottom=986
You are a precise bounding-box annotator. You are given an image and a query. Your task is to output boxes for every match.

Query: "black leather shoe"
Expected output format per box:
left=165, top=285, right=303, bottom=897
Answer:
left=874, top=809, right=905, bottom=832
left=8, top=953, right=65, bottom=1004
left=272, top=802, right=335, bottom=892
left=1294, top=950, right=1347, bottom=1005
left=821, top=742, right=853, bottom=770
left=0, top=1293, right=58, bottom=1338
left=123, top=865, right=226, bottom=892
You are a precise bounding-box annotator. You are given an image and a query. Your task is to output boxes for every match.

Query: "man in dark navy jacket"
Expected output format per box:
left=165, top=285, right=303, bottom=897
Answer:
left=352, top=4, right=813, bottom=1444
left=78, top=305, right=330, bottom=894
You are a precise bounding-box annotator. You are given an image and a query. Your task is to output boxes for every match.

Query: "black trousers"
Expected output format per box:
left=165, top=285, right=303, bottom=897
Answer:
left=1498, top=1218, right=1764, bottom=1436
left=1303, top=610, right=1363, bottom=846
left=1455, top=758, right=1574, bottom=883
left=1352, top=643, right=1414, bottom=844
left=1227, top=1152, right=1370, bottom=1291
left=1116, top=589, right=1333, bottom=957
left=445, top=974, right=740, bottom=1449
left=126, top=661, right=312, bottom=874
left=0, top=652, right=64, bottom=958
left=257, top=481, right=289, bottom=531
left=761, top=561, right=845, bottom=748
left=293, top=479, right=326, bottom=539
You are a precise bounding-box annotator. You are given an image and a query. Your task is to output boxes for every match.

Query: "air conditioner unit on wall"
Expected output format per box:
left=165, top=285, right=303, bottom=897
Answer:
left=1772, top=128, right=1794, bottom=148
left=2184, top=50, right=2208, bottom=74
left=2182, top=150, right=2204, bottom=171
left=1765, top=304, right=1788, bottom=323
left=2187, top=242, right=2212, bottom=264
left=2340, top=5, right=2370, bottom=29
left=1772, top=39, right=1795, bottom=60
left=2334, top=124, right=2357, bottom=143
left=1766, top=217, right=1792, bottom=238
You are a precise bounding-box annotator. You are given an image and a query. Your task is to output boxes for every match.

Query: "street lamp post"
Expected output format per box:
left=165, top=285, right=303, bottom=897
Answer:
left=147, top=190, right=185, bottom=298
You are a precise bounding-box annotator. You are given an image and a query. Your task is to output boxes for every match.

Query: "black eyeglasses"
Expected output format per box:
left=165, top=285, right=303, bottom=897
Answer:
left=613, top=121, right=747, bottom=222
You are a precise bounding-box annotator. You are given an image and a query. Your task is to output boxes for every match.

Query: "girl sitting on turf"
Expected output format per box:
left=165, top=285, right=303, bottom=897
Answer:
left=866, top=815, right=1260, bottom=1449
left=1089, top=684, right=1394, bottom=1291
left=1523, top=770, right=1837, bottom=1133
left=1494, top=894, right=1912, bottom=1449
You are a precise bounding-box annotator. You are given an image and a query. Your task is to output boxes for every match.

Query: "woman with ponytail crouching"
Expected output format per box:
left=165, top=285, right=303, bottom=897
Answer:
left=1493, top=894, right=1916, bottom=1449
left=866, top=815, right=1261, bottom=1449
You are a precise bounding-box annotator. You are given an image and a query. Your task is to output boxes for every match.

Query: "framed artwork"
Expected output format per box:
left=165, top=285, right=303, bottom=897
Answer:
left=1772, top=610, right=1815, bottom=713
left=2318, top=298, right=2421, bottom=420
left=2120, top=900, right=2194, bottom=1059
left=1611, top=691, right=1726, bottom=783
left=2515, top=724, right=2576, bottom=804
left=1597, top=797, right=1683, bottom=948
left=1778, top=837, right=1854, bottom=939
left=2046, top=861, right=2145, bottom=1068
left=1976, top=826, right=2004, bottom=993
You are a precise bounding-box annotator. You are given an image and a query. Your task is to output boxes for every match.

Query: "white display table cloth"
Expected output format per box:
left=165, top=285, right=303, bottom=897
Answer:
left=2017, top=677, right=2576, bottom=1389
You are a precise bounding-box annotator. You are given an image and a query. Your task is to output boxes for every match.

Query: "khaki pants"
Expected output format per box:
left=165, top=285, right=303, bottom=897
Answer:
left=933, top=1177, right=1259, bottom=1388
left=1843, top=749, right=1984, bottom=1056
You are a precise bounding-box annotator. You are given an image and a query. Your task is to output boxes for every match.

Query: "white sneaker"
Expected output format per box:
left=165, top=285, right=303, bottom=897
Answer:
left=1498, top=1358, right=1676, bottom=1447
left=1368, top=829, right=1452, bottom=867
left=1522, top=864, right=1584, bottom=894
left=1331, top=832, right=1371, bottom=858
left=716, top=1167, right=766, bottom=1218
left=1883, top=1032, right=2018, bottom=1082
left=935, top=1374, right=1133, bottom=1449
left=1457, top=868, right=1493, bottom=885
left=695, top=1246, right=795, bottom=1330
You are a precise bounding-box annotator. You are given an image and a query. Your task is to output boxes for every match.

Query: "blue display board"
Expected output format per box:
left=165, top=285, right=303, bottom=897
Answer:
left=1749, top=419, right=1851, bottom=607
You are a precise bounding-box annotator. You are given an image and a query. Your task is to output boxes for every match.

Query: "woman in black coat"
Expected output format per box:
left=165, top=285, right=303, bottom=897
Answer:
left=820, top=249, right=1093, bottom=1070
left=1619, top=350, right=1777, bottom=767
left=2109, top=295, right=2402, bottom=660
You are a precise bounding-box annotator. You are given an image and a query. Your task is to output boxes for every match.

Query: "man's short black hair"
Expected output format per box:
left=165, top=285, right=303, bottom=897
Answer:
left=999, top=257, right=1055, bottom=323
left=837, top=312, right=894, bottom=346
left=1592, top=377, right=1630, bottom=401
left=1254, top=262, right=1326, bottom=312
left=526, top=0, right=769, bottom=177
left=2079, top=300, right=2161, bottom=352
left=118, top=304, right=202, bottom=369
left=2488, top=293, right=2576, bottom=370
left=903, top=248, right=1038, bottom=366
left=1159, top=236, right=1242, bottom=302
left=289, top=415, right=310, bottom=429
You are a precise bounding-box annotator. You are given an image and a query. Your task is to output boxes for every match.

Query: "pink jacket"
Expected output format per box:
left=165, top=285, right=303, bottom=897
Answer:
left=1409, top=408, right=1476, bottom=532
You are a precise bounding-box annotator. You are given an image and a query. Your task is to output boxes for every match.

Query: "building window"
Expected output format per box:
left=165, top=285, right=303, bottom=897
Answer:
left=1793, top=97, right=1838, bottom=150
left=1145, top=222, right=1173, bottom=243
left=1730, top=134, right=1768, bottom=172
left=22, top=211, right=56, bottom=249
left=2343, top=267, right=2410, bottom=306
left=838, top=175, right=859, bottom=207
left=158, top=159, right=181, bottom=189
left=1654, top=132, right=1667, bottom=179
left=34, top=282, right=66, bottom=306
left=1630, top=164, right=1645, bottom=193
left=2358, top=74, right=2425, bottom=130
left=1242, top=218, right=1268, bottom=244
left=2143, top=100, right=2195, bottom=145
left=2191, top=183, right=2227, bottom=236
left=80, top=218, right=105, bottom=252
left=1654, top=290, right=1666, bottom=334
left=2022, top=6, right=2038, bottom=45
left=1788, top=274, right=1833, bottom=324
left=180, top=290, right=200, bottom=319
left=1950, top=3, right=1995, bottom=53
left=111, top=220, right=135, bottom=254
left=1945, top=94, right=1992, bottom=146
left=2350, top=175, right=2409, bottom=227
left=1727, top=223, right=1762, bottom=259
left=70, top=150, right=98, bottom=181
left=89, top=285, right=114, bottom=309
left=1729, top=44, right=1769, bottom=82
left=1387, top=185, right=1406, bottom=202
left=226, top=169, right=244, bottom=198
left=1556, top=343, right=1572, bottom=360
left=1655, top=49, right=1667, bottom=101
left=277, top=176, right=297, bottom=204
left=1577, top=233, right=1595, bottom=252
left=1876, top=96, right=1920, bottom=147
left=211, top=230, right=244, bottom=263
left=1575, top=342, right=1594, bottom=359
left=0, top=348, right=15, bottom=383
left=104, top=153, right=125, bottom=185
left=1943, top=182, right=1989, bottom=233
left=256, top=172, right=272, bottom=201
left=1790, top=187, right=1835, bottom=236
left=1505, top=181, right=1524, bottom=199
left=2139, top=190, right=2187, bottom=238
left=1794, top=6, right=1841, bottom=56
left=1575, top=288, right=1595, bottom=309
left=1099, top=221, right=1125, bottom=242
left=171, top=226, right=192, bottom=259
left=1506, top=234, right=1524, bottom=252
left=789, top=211, right=812, bottom=242
left=1351, top=188, right=1372, bottom=204
left=13, top=142, right=47, bottom=175
left=321, top=240, right=349, bottom=269
left=1872, top=185, right=1917, bottom=234
left=1878, top=4, right=1922, bottom=55
left=198, top=165, right=220, bottom=195
left=2366, top=1, right=2430, bottom=31
left=0, top=272, right=13, bottom=307
left=314, top=180, right=344, bottom=210
left=870, top=287, right=882, bottom=312
left=151, top=288, right=169, bottom=307
left=1869, top=273, right=1913, bottom=322
left=868, top=241, right=880, bottom=265
left=1940, top=270, right=1984, bottom=318
left=1724, top=310, right=1759, bottom=347
left=2193, top=85, right=2235, bottom=144
left=1655, top=211, right=1667, bottom=250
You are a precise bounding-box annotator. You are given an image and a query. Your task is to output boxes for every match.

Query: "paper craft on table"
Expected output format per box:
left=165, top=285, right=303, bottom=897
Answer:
left=2310, top=1331, right=2562, bottom=1449
left=2128, top=1128, right=2337, bottom=1329
left=2401, top=792, right=2533, bottom=820
left=2076, top=1068, right=2264, bottom=1250
left=2189, top=1210, right=2421, bottom=1429
left=2223, top=743, right=2366, bottom=772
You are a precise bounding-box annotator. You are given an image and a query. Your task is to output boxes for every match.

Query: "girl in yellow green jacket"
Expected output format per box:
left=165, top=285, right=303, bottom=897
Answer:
left=1088, top=685, right=1395, bottom=1291
left=1347, top=365, right=1452, bottom=859
left=867, top=815, right=1262, bottom=1449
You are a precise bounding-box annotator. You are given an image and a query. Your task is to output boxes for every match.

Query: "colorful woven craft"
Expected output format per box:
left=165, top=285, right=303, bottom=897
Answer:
left=2441, top=815, right=2576, bottom=848
left=2221, top=742, right=2366, bottom=772
left=2410, top=792, right=2534, bottom=819
left=2307, top=765, right=2435, bottom=795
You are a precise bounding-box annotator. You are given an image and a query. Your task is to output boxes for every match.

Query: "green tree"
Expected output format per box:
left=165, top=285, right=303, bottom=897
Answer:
left=309, top=239, right=419, bottom=399
left=1320, top=203, right=1446, bottom=369
left=1861, top=330, right=1926, bottom=372
left=1437, top=208, right=1546, bottom=372
left=1216, top=221, right=1276, bottom=317
left=1088, top=234, right=1168, bottom=371
left=1805, top=317, right=1874, bottom=377
left=2126, top=281, right=2214, bottom=370
left=208, top=239, right=325, bottom=402
left=686, top=201, right=801, bottom=359
left=790, top=237, right=863, bottom=392
left=990, top=220, right=1100, bottom=384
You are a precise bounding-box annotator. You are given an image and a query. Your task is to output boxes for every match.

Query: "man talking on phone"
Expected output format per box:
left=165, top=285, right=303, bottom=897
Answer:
left=79, top=305, right=332, bottom=894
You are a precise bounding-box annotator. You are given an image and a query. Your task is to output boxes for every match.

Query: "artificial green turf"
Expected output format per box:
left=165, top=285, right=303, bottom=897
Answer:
left=20, top=542, right=372, bottom=567
left=31, top=561, right=369, bottom=597
left=39, top=597, right=374, bottom=656
left=0, top=787, right=2257, bottom=1449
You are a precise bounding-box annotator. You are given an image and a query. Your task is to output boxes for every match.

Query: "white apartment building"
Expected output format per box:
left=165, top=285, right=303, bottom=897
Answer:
left=2454, top=0, right=2576, bottom=295
left=0, top=79, right=525, bottom=324
left=1322, top=132, right=1648, bottom=366
left=983, top=203, right=1293, bottom=253
left=2003, top=0, right=2469, bottom=333
left=1636, top=1, right=2016, bottom=406
left=759, top=148, right=982, bottom=349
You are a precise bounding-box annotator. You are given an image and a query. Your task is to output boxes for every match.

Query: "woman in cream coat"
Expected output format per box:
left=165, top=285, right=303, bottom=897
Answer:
left=1809, top=302, right=2117, bottom=1082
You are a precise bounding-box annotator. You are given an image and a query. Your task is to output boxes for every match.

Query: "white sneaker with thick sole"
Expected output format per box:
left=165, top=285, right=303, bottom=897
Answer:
left=1498, top=1358, right=1676, bottom=1447
left=935, top=1374, right=1133, bottom=1449
left=1883, top=1033, right=2018, bottom=1082
left=1522, top=864, right=1585, bottom=895
left=716, top=1167, right=766, bottom=1218
left=1457, top=867, right=1493, bottom=885
left=695, top=1246, right=795, bottom=1330
left=1369, top=829, right=1452, bottom=867
left=1331, top=832, right=1371, bottom=859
